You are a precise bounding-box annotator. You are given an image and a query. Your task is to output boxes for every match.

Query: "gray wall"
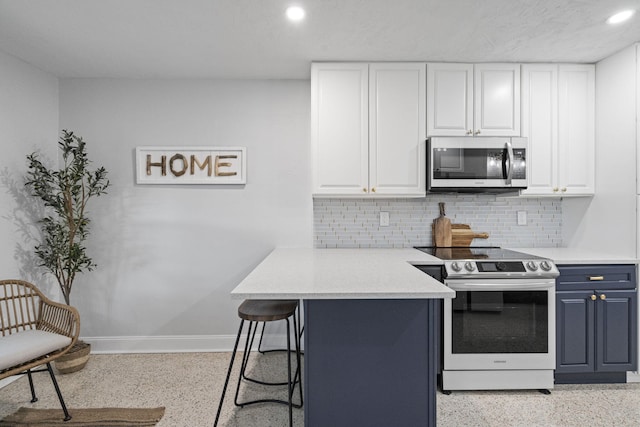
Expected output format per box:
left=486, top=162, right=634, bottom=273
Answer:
left=55, top=78, right=312, bottom=351
left=0, top=51, right=59, bottom=294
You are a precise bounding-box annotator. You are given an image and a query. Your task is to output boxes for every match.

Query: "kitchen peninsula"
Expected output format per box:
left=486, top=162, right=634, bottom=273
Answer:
left=232, top=248, right=454, bottom=427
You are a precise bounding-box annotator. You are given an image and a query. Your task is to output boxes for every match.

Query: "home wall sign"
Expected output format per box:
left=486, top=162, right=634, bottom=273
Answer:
left=136, top=146, right=246, bottom=185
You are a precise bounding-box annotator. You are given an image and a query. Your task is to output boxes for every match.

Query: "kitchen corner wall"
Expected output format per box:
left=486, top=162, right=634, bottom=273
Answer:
left=314, top=196, right=562, bottom=248
left=562, top=43, right=637, bottom=256
left=0, top=51, right=59, bottom=293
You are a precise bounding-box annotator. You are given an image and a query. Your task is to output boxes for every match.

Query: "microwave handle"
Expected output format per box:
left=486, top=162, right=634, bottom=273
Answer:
left=505, top=141, right=514, bottom=185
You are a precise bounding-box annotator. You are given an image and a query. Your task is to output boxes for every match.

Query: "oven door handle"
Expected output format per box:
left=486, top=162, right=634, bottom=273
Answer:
left=446, top=282, right=554, bottom=291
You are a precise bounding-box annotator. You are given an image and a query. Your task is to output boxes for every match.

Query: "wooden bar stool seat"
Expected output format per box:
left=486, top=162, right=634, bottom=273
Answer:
left=214, top=300, right=303, bottom=427
left=239, top=300, right=297, bottom=322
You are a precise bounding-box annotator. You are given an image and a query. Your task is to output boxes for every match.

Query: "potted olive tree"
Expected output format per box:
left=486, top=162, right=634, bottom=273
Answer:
left=26, top=129, right=109, bottom=373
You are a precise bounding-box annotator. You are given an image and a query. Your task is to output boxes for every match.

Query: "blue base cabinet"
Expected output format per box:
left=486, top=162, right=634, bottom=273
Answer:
left=304, top=299, right=438, bottom=427
left=555, top=265, right=637, bottom=384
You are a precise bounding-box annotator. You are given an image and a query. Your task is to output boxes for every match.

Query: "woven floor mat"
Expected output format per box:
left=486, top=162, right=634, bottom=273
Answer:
left=0, top=407, right=165, bottom=426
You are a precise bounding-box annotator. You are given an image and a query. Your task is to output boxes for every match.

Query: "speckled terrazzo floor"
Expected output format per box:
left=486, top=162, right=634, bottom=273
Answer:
left=1, top=352, right=639, bottom=427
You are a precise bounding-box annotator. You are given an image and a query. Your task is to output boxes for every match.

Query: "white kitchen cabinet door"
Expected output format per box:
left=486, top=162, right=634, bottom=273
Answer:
left=521, top=64, right=594, bottom=197
left=520, top=64, right=558, bottom=196
left=558, top=64, right=595, bottom=195
left=427, top=63, right=473, bottom=136
left=474, top=64, right=521, bottom=137
left=369, top=63, right=426, bottom=196
left=427, top=63, right=520, bottom=137
left=311, top=63, right=369, bottom=196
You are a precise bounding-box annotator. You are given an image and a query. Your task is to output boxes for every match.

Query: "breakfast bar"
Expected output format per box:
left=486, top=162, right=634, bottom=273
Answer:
left=231, top=248, right=454, bottom=427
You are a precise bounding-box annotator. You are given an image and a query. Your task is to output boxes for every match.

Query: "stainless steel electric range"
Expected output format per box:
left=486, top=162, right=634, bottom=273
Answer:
left=415, top=246, right=559, bottom=393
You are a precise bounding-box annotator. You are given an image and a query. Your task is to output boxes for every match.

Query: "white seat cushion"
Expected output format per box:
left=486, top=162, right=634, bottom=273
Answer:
left=0, top=330, right=72, bottom=371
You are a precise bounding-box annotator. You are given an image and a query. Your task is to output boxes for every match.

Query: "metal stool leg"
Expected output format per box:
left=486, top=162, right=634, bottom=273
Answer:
left=219, top=302, right=303, bottom=427
left=234, top=321, right=256, bottom=406
left=234, top=319, right=303, bottom=410
left=286, top=317, right=293, bottom=427
left=292, top=310, right=303, bottom=406
left=214, top=319, right=244, bottom=427
left=257, top=321, right=267, bottom=354
left=45, top=362, right=71, bottom=421
left=243, top=320, right=300, bottom=388
left=239, top=321, right=258, bottom=384
left=258, top=304, right=304, bottom=356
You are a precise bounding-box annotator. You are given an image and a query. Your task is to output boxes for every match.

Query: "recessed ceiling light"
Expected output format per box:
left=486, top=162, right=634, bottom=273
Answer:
left=286, top=6, right=305, bottom=22
left=607, top=9, right=635, bottom=24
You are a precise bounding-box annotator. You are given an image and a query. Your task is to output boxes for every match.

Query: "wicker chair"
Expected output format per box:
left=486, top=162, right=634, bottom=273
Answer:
left=0, top=279, right=80, bottom=421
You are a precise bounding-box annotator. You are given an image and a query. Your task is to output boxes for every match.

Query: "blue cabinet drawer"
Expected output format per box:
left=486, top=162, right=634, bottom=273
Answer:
left=557, top=265, right=636, bottom=291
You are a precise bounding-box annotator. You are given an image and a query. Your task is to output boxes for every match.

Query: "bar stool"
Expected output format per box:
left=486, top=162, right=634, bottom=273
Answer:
left=214, top=300, right=303, bottom=427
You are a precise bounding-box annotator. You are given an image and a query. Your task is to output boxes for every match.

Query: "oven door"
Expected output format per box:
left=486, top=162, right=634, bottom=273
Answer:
left=443, top=279, right=555, bottom=370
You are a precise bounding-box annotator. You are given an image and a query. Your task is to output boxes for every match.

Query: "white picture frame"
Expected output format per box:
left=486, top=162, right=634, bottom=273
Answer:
left=136, top=146, right=246, bottom=185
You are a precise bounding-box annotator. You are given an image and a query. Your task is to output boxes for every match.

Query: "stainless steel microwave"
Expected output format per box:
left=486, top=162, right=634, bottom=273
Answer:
left=427, top=137, right=527, bottom=194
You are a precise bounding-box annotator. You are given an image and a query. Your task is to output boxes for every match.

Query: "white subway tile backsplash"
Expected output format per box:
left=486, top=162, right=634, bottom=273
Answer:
left=313, top=195, right=562, bottom=248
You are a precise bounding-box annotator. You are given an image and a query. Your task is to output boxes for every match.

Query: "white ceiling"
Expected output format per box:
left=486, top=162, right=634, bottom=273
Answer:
left=1, top=0, right=639, bottom=79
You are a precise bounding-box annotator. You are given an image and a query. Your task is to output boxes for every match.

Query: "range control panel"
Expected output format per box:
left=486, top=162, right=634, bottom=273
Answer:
left=444, top=259, right=558, bottom=279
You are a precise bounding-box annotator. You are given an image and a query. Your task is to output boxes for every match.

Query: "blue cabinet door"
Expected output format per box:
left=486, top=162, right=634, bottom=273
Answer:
left=596, top=290, right=638, bottom=372
left=304, top=299, right=438, bottom=427
left=556, top=290, right=595, bottom=372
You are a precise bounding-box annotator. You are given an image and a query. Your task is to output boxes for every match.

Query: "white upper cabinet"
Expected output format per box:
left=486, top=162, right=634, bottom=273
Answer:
left=557, top=65, right=595, bottom=195
left=521, top=64, right=559, bottom=196
left=426, top=63, right=473, bottom=136
left=521, top=64, right=594, bottom=196
left=474, top=64, right=521, bottom=136
left=312, top=62, right=426, bottom=197
left=427, top=63, right=520, bottom=137
left=311, top=63, right=369, bottom=196
left=369, top=63, right=426, bottom=196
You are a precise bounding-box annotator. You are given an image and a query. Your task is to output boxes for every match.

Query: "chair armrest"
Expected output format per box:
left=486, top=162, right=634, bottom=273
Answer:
left=37, top=297, right=80, bottom=355
left=0, top=279, right=82, bottom=379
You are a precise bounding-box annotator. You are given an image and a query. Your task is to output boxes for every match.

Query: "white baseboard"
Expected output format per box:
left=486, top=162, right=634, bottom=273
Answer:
left=627, top=371, right=640, bottom=383
left=82, top=333, right=299, bottom=354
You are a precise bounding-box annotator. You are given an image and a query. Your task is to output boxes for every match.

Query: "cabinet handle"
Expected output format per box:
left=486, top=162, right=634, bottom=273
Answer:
left=363, top=188, right=368, bottom=193
left=561, top=188, right=567, bottom=192
left=553, top=188, right=559, bottom=192
left=371, top=188, right=376, bottom=193
left=466, top=130, right=473, bottom=135
left=591, top=294, right=597, bottom=301
left=600, top=294, right=606, bottom=300
left=589, top=276, right=604, bottom=281
left=474, top=130, right=481, bottom=135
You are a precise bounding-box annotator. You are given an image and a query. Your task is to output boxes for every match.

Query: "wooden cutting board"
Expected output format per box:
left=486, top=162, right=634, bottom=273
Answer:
left=432, top=202, right=452, bottom=247
left=451, top=224, right=489, bottom=247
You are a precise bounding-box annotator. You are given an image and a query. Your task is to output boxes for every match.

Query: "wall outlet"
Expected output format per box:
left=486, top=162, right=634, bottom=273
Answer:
left=517, top=211, right=527, bottom=226
left=380, top=211, right=390, bottom=227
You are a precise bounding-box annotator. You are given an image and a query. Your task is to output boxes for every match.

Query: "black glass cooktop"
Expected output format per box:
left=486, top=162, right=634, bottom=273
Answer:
left=414, top=246, right=543, bottom=261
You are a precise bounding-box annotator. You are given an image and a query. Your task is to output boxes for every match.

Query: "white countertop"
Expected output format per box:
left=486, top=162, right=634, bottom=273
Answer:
left=231, top=248, right=454, bottom=300
left=509, top=247, right=639, bottom=265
